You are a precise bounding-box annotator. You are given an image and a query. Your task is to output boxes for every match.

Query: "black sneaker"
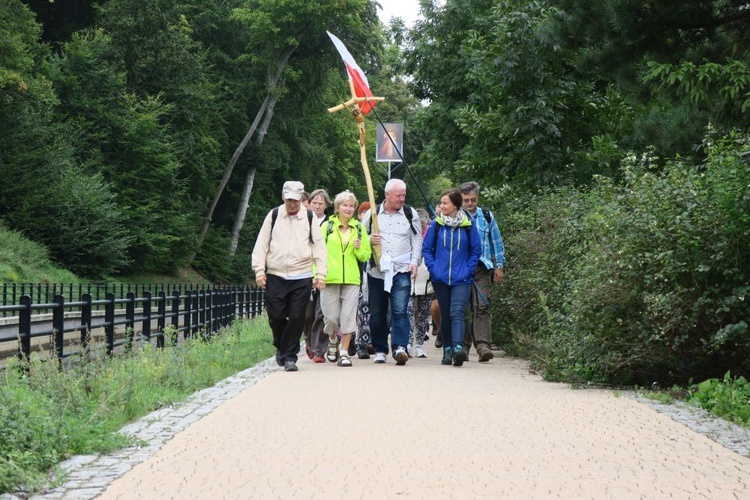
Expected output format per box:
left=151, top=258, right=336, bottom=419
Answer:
left=275, top=349, right=283, bottom=367
left=356, top=347, right=370, bottom=359
left=284, top=361, right=298, bottom=372
left=453, top=346, right=467, bottom=367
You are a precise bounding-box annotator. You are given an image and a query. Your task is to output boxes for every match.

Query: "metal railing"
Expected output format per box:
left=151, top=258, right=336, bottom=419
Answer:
left=0, top=285, right=266, bottom=366
left=1, top=283, right=220, bottom=317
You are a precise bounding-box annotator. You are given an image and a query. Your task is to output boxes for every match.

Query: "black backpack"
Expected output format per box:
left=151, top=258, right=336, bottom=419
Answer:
left=367, top=203, right=419, bottom=235
left=270, top=207, right=315, bottom=244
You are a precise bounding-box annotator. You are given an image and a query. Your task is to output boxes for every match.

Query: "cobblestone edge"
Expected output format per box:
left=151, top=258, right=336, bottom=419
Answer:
left=632, top=393, right=750, bottom=458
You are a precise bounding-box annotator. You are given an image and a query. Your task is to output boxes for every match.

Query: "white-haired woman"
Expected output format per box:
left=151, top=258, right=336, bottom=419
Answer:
left=320, top=191, right=372, bottom=366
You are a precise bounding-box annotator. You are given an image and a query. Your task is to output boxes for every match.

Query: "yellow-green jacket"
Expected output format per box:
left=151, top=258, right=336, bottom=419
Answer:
left=323, top=215, right=371, bottom=285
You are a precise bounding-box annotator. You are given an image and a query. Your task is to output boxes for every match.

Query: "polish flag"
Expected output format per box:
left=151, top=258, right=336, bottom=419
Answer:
left=327, top=31, right=377, bottom=115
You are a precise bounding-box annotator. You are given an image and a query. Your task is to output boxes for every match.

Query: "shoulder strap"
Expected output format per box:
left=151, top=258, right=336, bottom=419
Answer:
left=324, top=219, right=335, bottom=242
left=307, top=209, right=314, bottom=244
left=481, top=207, right=492, bottom=225
left=403, top=204, right=418, bottom=235
left=478, top=206, right=496, bottom=266
left=269, top=207, right=280, bottom=241
left=368, top=204, right=380, bottom=233
left=271, top=207, right=314, bottom=244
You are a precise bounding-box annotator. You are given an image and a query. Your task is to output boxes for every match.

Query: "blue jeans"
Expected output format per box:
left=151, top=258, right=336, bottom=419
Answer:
left=432, top=282, right=472, bottom=348
left=368, top=273, right=411, bottom=354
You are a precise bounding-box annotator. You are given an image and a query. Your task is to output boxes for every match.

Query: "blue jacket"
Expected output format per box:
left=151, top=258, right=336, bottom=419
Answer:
left=422, top=212, right=482, bottom=286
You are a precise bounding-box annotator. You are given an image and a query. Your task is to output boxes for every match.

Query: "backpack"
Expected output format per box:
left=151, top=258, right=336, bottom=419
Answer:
left=270, top=207, right=315, bottom=244
left=428, top=209, right=472, bottom=257
left=367, top=204, right=419, bottom=235
left=325, top=218, right=366, bottom=277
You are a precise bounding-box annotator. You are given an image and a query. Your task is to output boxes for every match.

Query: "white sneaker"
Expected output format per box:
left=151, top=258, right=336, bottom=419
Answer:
left=373, top=352, right=387, bottom=364
left=394, top=347, right=408, bottom=365
left=415, top=345, right=427, bottom=358
left=406, top=344, right=415, bottom=357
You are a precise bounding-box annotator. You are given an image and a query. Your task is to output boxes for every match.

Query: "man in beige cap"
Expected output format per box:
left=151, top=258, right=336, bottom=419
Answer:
left=252, top=181, right=327, bottom=371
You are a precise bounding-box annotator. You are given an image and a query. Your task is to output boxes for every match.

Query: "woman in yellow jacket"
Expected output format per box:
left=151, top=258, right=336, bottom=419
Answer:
left=321, top=191, right=372, bottom=366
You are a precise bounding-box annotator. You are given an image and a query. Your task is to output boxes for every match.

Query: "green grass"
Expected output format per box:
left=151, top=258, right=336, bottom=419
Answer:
left=0, top=222, right=209, bottom=286
left=0, top=318, right=274, bottom=495
left=0, top=223, right=79, bottom=284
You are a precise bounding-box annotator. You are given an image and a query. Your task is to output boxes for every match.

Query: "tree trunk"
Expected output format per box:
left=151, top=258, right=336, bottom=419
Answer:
left=230, top=167, right=257, bottom=254
left=229, top=94, right=278, bottom=254
left=187, top=46, right=296, bottom=264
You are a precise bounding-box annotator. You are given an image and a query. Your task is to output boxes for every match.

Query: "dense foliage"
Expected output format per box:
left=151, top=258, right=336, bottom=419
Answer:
left=2, top=0, right=412, bottom=280
left=491, top=135, right=750, bottom=384
left=3, top=0, right=749, bottom=385
left=405, top=0, right=750, bottom=189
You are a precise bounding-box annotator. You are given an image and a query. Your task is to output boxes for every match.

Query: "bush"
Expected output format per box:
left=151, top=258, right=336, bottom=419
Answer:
left=492, top=133, right=750, bottom=385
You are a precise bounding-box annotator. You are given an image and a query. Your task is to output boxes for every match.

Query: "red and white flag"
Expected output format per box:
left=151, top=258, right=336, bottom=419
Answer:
left=327, top=31, right=377, bottom=115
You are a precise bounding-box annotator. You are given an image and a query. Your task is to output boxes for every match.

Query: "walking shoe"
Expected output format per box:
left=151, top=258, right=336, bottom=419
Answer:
left=406, top=344, right=415, bottom=358
left=453, top=345, right=467, bottom=367
left=441, top=347, right=453, bottom=365
left=348, top=342, right=357, bottom=357
left=284, top=361, right=298, bottom=372
left=394, top=347, right=408, bottom=365
left=305, top=345, right=313, bottom=360
left=366, top=343, right=375, bottom=354
left=275, top=349, right=283, bottom=367
left=356, top=347, right=370, bottom=359
left=434, top=333, right=442, bottom=348
left=313, top=356, right=326, bottom=363
left=338, top=355, right=352, bottom=367
left=373, top=352, right=387, bottom=364
left=478, top=347, right=495, bottom=362
left=415, top=345, right=427, bottom=358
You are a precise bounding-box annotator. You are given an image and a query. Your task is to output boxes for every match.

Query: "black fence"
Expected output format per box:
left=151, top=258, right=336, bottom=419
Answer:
left=0, top=283, right=220, bottom=317
left=0, top=284, right=266, bottom=366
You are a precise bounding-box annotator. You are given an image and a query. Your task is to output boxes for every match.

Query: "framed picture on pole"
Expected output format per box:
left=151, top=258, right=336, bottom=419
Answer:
left=376, top=123, right=403, bottom=162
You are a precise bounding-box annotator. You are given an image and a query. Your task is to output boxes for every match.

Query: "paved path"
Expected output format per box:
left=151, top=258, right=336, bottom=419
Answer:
left=23, top=344, right=750, bottom=499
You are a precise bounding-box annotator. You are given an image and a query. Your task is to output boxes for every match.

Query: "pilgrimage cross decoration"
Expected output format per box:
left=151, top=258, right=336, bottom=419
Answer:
left=326, top=31, right=385, bottom=269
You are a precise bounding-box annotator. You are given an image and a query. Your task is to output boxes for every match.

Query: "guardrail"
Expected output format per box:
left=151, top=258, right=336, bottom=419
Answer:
left=0, top=285, right=265, bottom=366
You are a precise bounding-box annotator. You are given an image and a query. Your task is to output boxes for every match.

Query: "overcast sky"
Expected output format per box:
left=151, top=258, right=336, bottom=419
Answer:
left=377, top=0, right=422, bottom=27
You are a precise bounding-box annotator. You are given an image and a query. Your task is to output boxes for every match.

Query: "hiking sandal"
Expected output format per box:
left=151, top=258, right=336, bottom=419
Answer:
left=337, top=355, right=352, bottom=367
left=326, top=339, right=340, bottom=362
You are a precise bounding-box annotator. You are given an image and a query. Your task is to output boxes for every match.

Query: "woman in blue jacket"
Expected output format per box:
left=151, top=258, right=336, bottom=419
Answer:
left=423, top=189, right=482, bottom=366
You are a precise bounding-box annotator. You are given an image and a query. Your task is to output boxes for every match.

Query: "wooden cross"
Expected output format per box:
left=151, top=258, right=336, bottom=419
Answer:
left=328, top=80, right=385, bottom=268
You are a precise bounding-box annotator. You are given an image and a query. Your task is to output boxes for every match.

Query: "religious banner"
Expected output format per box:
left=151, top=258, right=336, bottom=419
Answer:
left=376, top=123, right=404, bottom=162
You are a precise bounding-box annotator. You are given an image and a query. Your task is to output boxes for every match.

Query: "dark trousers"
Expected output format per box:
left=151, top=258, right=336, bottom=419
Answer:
left=304, top=290, right=328, bottom=357
left=265, top=275, right=311, bottom=364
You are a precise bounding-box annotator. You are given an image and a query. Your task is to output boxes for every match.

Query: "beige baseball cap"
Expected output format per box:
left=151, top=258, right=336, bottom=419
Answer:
left=282, top=181, right=305, bottom=201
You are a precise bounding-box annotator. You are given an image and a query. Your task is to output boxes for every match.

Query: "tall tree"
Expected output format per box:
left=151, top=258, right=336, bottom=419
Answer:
left=1, top=0, right=130, bottom=277
left=189, top=0, right=382, bottom=259
left=48, top=29, right=193, bottom=273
